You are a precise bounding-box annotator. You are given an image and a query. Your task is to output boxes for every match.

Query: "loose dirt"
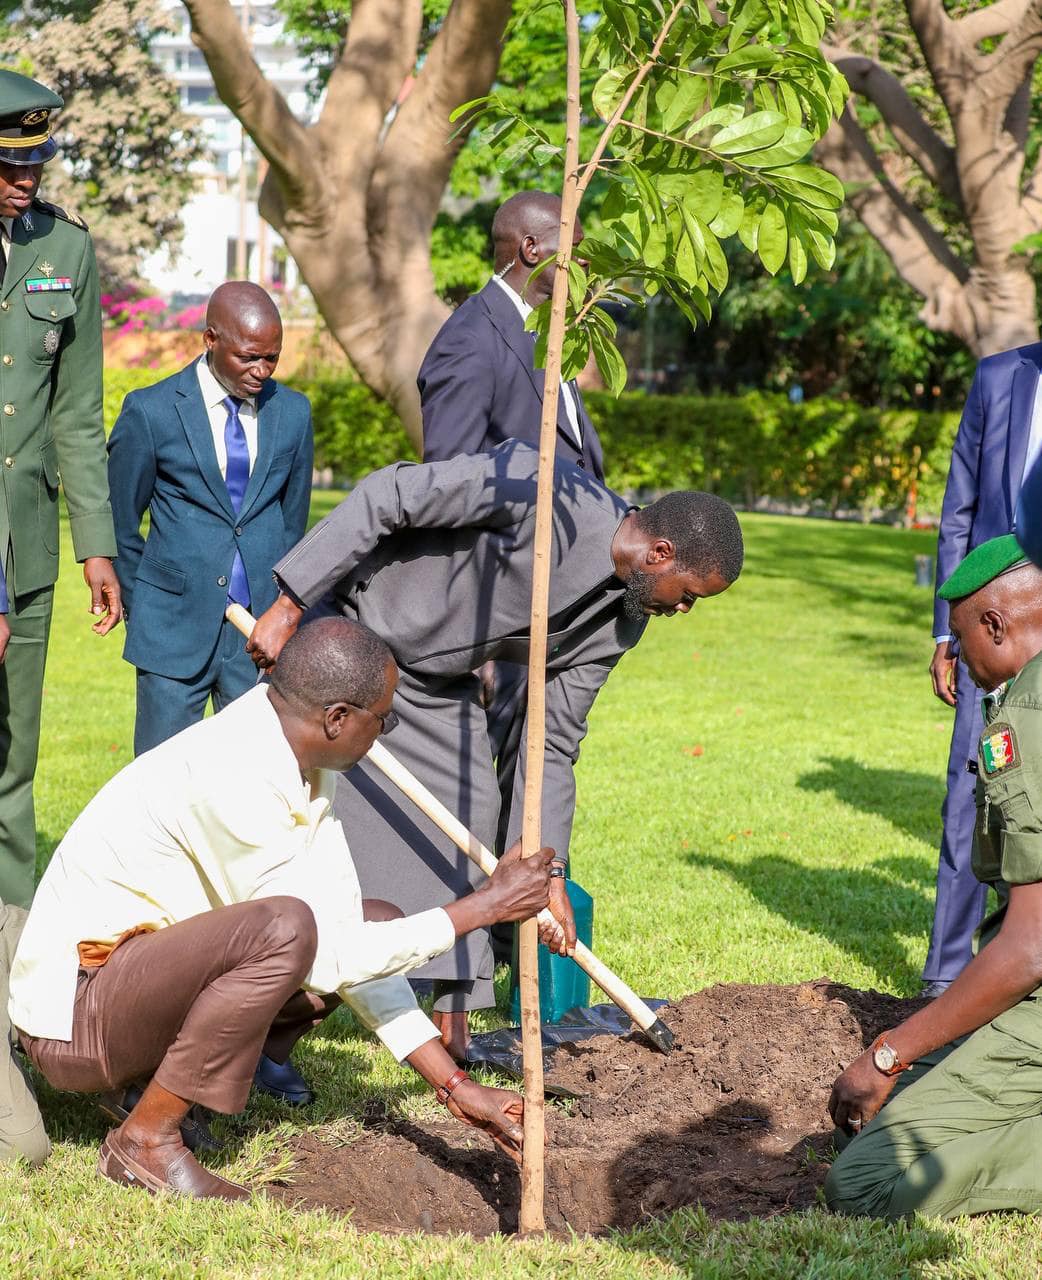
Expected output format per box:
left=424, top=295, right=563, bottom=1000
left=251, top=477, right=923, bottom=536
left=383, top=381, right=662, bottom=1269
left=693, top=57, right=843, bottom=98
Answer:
left=275, top=980, right=927, bottom=1236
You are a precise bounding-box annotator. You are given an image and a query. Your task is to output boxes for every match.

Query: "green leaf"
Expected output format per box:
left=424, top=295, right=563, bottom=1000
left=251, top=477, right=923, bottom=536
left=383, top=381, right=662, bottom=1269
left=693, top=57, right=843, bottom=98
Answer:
left=567, top=261, right=587, bottom=310
left=644, top=219, right=667, bottom=269
left=666, top=281, right=711, bottom=327
left=561, top=324, right=591, bottom=382
left=698, top=217, right=730, bottom=292
left=532, top=142, right=562, bottom=166
left=495, top=133, right=537, bottom=174
left=661, top=74, right=711, bottom=136
left=448, top=95, right=490, bottom=123
left=805, top=227, right=836, bottom=269
left=710, top=110, right=788, bottom=156
left=709, top=187, right=745, bottom=237
left=601, top=181, right=629, bottom=222
left=589, top=325, right=628, bottom=396
left=603, top=0, right=639, bottom=47
left=738, top=201, right=761, bottom=252
left=592, top=68, right=629, bottom=121
left=777, top=81, right=804, bottom=126
left=757, top=201, right=787, bottom=274
left=787, top=231, right=808, bottom=284
left=686, top=103, right=744, bottom=138
left=739, top=125, right=814, bottom=168
left=674, top=214, right=704, bottom=284
left=716, top=43, right=781, bottom=74
left=767, top=163, right=844, bottom=210
left=683, top=166, right=724, bottom=222
left=481, top=116, right=516, bottom=148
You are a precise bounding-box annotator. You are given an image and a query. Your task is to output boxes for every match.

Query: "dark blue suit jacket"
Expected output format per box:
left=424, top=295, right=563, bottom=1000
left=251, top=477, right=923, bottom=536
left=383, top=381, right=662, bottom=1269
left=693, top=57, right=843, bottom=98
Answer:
left=935, top=342, right=1042, bottom=636
left=419, top=280, right=606, bottom=480
left=107, top=359, right=313, bottom=679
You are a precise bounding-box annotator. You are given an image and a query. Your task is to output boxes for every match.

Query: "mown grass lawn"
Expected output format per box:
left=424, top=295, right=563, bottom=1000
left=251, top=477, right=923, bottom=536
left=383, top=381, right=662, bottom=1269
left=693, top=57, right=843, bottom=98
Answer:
left=4, top=501, right=1034, bottom=1278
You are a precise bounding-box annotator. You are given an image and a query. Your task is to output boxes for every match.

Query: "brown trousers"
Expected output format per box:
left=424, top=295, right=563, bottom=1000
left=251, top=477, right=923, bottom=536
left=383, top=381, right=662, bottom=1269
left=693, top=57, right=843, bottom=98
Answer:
left=21, top=897, right=338, bottom=1115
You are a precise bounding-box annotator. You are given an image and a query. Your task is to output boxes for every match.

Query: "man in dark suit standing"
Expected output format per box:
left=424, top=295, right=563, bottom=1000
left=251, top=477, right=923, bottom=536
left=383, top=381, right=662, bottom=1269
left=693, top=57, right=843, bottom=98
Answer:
left=419, top=190, right=605, bottom=478
left=924, top=343, right=1042, bottom=995
left=107, top=282, right=312, bottom=754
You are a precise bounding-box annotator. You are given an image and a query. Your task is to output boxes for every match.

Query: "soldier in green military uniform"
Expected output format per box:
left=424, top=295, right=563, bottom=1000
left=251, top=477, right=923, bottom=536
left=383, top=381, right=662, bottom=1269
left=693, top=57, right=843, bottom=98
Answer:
left=0, top=70, right=120, bottom=909
left=826, top=534, right=1042, bottom=1219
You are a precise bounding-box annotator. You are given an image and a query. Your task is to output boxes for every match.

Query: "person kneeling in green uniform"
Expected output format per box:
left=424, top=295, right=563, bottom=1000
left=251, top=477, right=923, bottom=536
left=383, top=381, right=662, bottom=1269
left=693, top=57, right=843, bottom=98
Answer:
left=826, top=533, right=1042, bottom=1220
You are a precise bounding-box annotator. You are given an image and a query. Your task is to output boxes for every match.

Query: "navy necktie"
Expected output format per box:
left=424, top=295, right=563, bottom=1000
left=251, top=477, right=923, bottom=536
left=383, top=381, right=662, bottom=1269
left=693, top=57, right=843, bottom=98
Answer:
left=223, top=395, right=251, bottom=607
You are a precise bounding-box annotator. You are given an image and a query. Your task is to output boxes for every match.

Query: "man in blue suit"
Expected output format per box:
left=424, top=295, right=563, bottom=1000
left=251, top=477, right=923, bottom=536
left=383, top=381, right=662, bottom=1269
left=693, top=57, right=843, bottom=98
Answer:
left=925, top=343, right=1042, bottom=994
left=419, top=190, right=605, bottom=479
left=107, top=282, right=313, bottom=757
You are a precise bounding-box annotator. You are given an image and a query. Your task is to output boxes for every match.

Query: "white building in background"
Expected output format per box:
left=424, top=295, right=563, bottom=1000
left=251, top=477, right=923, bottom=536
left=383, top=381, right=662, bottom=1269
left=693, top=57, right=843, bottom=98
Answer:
left=141, top=0, right=318, bottom=300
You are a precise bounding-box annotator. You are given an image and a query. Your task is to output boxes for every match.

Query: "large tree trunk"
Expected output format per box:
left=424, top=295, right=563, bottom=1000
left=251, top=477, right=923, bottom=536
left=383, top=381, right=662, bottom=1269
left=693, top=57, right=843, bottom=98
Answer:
left=821, top=0, right=1042, bottom=359
left=184, top=0, right=512, bottom=446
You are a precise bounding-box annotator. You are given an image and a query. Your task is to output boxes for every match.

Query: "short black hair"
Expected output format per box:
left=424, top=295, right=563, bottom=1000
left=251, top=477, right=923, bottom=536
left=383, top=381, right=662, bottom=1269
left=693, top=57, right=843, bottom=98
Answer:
left=635, top=492, right=744, bottom=582
left=270, top=617, right=394, bottom=711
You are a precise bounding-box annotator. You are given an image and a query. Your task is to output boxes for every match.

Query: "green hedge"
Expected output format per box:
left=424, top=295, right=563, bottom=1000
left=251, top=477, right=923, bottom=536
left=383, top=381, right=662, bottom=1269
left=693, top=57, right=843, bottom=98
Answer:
left=103, top=369, right=959, bottom=519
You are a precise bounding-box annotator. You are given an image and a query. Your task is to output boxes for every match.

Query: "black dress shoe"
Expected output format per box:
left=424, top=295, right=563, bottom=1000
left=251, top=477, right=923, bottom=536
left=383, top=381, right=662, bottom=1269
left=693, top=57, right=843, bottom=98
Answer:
left=253, top=1054, right=314, bottom=1106
left=97, top=1086, right=222, bottom=1154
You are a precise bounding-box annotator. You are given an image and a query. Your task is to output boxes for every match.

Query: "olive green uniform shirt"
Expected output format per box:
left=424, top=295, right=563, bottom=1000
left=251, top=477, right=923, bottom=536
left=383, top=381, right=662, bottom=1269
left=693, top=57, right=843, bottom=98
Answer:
left=0, top=198, right=115, bottom=591
left=972, top=648, right=1042, bottom=943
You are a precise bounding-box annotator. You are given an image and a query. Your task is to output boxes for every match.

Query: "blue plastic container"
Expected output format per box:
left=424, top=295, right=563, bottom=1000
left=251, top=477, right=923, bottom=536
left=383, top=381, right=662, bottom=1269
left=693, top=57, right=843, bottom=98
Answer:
left=508, top=878, right=593, bottom=1024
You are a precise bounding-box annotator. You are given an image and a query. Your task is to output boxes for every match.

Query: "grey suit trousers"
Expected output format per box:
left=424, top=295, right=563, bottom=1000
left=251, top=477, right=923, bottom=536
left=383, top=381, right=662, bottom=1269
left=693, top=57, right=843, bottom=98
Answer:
left=335, top=666, right=499, bottom=1012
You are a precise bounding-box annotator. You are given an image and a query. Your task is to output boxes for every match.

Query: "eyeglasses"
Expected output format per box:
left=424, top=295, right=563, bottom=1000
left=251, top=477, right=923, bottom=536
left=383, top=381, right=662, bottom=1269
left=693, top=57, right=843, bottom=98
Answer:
left=326, top=702, right=399, bottom=735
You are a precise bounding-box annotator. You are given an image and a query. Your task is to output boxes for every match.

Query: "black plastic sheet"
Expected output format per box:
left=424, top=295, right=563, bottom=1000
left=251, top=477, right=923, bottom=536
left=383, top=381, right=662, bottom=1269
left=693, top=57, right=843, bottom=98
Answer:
left=464, top=999, right=669, bottom=1096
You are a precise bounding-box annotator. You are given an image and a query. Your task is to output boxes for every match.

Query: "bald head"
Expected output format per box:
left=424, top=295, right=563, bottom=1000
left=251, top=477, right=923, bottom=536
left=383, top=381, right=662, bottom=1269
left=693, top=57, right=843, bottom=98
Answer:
left=203, top=281, right=282, bottom=399
left=271, top=617, right=395, bottom=713
left=950, top=561, right=1042, bottom=691
left=492, top=190, right=584, bottom=303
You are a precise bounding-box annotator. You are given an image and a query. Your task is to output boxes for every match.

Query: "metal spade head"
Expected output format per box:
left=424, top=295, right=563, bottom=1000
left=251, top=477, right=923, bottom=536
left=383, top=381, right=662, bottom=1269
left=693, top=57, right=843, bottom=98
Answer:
left=643, top=1018, right=675, bottom=1054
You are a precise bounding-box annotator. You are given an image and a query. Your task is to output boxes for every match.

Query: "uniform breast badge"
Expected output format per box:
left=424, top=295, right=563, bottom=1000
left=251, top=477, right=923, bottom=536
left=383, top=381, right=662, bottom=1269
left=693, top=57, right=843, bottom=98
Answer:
left=38, top=260, right=53, bottom=277
left=981, top=724, right=1018, bottom=774
left=43, top=328, right=59, bottom=356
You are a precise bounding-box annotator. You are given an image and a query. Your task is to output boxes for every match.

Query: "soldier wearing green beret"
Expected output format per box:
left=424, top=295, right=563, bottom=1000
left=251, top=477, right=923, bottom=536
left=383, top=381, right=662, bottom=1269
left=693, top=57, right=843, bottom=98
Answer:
left=0, top=69, right=120, bottom=910
left=825, top=533, right=1042, bottom=1219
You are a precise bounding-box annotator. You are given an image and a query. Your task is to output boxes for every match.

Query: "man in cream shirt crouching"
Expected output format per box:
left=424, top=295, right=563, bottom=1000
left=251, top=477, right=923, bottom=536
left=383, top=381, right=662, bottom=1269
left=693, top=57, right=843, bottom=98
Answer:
left=8, top=617, right=559, bottom=1199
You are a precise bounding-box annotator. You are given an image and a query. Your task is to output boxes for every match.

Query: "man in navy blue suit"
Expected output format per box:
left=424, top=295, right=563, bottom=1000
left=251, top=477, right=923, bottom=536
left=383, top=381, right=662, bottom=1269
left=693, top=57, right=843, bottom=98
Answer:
left=107, top=282, right=313, bottom=756
left=925, top=343, right=1042, bottom=994
left=419, top=190, right=605, bottom=479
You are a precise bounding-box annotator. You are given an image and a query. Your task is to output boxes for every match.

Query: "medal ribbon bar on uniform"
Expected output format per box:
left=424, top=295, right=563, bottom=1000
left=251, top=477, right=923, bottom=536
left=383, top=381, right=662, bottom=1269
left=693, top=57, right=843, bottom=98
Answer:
left=25, top=278, right=71, bottom=291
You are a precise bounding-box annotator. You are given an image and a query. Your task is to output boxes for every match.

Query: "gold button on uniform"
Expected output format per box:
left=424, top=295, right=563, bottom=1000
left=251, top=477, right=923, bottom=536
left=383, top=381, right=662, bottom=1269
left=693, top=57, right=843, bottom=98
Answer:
left=49, top=310, right=57, bottom=319
left=3, top=355, right=12, bottom=366
left=1, top=301, right=9, bottom=312
left=3, top=457, right=13, bottom=468
left=3, top=404, right=14, bottom=416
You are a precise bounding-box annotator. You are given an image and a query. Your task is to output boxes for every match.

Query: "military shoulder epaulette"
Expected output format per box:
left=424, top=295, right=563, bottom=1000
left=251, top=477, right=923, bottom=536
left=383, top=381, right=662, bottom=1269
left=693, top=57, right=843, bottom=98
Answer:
left=31, top=197, right=88, bottom=231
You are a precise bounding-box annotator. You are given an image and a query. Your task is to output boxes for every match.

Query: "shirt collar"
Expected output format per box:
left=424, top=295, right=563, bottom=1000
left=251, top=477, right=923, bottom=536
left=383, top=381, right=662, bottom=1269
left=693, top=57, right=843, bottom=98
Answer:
left=491, top=273, right=533, bottom=321
left=242, top=685, right=328, bottom=816
left=1, top=216, right=14, bottom=243
left=196, top=353, right=257, bottom=412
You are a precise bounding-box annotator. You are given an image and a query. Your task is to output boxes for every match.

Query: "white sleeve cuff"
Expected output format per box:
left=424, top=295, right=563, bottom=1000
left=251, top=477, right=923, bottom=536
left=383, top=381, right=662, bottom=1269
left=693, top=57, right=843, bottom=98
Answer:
left=339, top=975, right=440, bottom=1061
left=933, top=634, right=953, bottom=645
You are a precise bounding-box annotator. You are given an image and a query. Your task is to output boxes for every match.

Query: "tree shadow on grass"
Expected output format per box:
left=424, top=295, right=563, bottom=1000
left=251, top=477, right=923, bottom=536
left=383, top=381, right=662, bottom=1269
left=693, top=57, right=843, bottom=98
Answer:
left=796, top=756, right=945, bottom=849
left=694, top=851, right=931, bottom=991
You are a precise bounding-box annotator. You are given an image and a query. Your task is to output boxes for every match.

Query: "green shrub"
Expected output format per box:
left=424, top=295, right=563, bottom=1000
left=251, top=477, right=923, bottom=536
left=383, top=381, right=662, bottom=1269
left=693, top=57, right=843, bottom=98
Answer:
left=103, top=369, right=959, bottom=519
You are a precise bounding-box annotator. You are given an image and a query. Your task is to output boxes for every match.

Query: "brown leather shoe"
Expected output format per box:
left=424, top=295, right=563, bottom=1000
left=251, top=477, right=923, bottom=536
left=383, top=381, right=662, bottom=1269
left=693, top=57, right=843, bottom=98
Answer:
left=97, top=1087, right=223, bottom=1154
left=98, top=1130, right=250, bottom=1201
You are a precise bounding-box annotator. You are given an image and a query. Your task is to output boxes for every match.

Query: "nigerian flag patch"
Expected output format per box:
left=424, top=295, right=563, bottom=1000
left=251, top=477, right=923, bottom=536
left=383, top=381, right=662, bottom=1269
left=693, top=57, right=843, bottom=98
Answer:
left=982, top=724, right=1018, bottom=774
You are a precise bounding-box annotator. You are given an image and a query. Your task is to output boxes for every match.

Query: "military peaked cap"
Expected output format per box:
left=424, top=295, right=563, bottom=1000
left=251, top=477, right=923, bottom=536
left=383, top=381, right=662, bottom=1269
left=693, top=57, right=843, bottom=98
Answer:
left=0, top=70, right=62, bottom=166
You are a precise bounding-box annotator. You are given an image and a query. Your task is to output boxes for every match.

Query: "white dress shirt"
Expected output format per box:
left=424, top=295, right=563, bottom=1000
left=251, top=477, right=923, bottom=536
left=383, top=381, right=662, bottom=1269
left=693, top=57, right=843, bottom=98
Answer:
left=491, top=274, right=584, bottom=449
left=196, top=354, right=259, bottom=479
left=9, top=686, right=454, bottom=1060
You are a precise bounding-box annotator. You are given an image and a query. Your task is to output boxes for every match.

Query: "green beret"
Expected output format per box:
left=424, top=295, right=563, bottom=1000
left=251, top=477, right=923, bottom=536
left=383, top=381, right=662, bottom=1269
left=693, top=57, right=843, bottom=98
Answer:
left=0, top=70, right=62, bottom=166
left=937, top=534, right=1029, bottom=601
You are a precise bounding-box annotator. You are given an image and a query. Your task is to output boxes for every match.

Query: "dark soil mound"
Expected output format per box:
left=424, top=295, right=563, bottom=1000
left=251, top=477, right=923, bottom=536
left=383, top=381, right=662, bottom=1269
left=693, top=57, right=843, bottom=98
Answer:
left=275, top=980, right=927, bottom=1236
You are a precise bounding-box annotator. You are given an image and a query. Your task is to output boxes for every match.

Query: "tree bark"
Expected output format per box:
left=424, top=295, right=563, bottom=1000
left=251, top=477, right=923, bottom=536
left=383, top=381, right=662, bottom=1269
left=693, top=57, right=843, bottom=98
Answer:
left=184, top=0, right=513, bottom=446
left=822, top=0, right=1042, bottom=358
